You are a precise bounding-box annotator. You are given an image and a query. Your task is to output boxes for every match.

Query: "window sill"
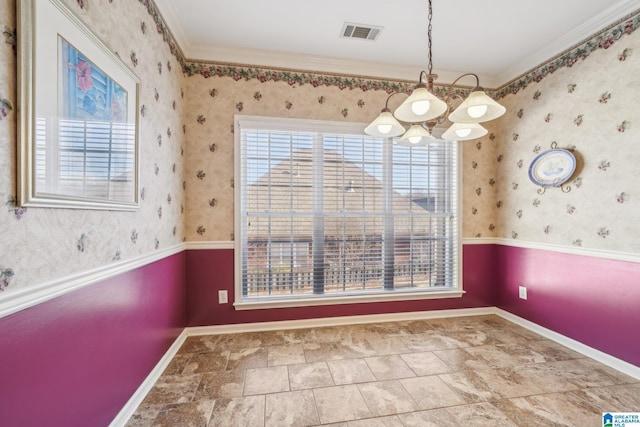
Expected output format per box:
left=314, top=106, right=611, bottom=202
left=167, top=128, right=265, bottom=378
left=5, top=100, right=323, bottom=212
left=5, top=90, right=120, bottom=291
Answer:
left=233, top=289, right=465, bottom=311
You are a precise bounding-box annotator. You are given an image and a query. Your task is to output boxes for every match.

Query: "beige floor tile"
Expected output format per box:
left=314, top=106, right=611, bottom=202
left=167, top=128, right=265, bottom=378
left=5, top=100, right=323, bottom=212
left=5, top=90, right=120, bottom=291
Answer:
left=327, top=358, right=376, bottom=385
left=357, top=380, right=417, bottom=416
left=332, top=341, right=378, bottom=359
left=359, top=322, right=413, bottom=337
left=313, top=326, right=354, bottom=343
left=399, top=320, right=436, bottom=334
left=463, top=343, right=547, bottom=368
left=193, top=370, right=245, bottom=400
left=472, top=367, right=546, bottom=398
left=268, top=344, right=306, bottom=366
left=425, top=316, right=486, bottom=332
left=402, top=330, right=468, bottom=352
left=162, top=354, right=192, bottom=376
left=244, top=365, right=290, bottom=395
left=207, top=395, right=265, bottom=427
left=217, top=331, right=285, bottom=349
left=543, top=358, right=635, bottom=389
left=523, top=339, right=585, bottom=362
left=511, top=363, right=580, bottom=393
left=432, top=348, right=484, bottom=371
left=124, top=404, right=163, bottom=427
left=495, top=391, right=601, bottom=427
left=265, top=389, right=319, bottom=427
left=346, top=415, right=405, bottom=426
left=227, top=347, right=268, bottom=370
left=365, top=355, right=415, bottom=380
left=401, top=351, right=455, bottom=376
left=128, top=315, right=639, bottom=427
left=152, top=400, right=215, bottom=427
left=178, top=336, right=219, bottom=355
left=493, top=398, right=564, bottom=427
left=398, top=408, right=458, bottom=427
left=303, top=342, right=341, bottom=363
left=313, top=384, right=372, bottom=424
left=437, top=370, right=500, bottom=403
left=140, top=374, right=202, bottom=406
left=182, top=351, right=230, bottom=374
left=569, top=383, right=640, bottom=411
left=445, top=402, right=518, bottom=427
left=448, top=328, right=506, bottom=347
left=487, top=324, right=545, bottom=344
left=282, top=328, right=319, bottom=344
left=365, top=336, right=411, bottom=355
left=400, top=375, right=465, bottom=410
left=288, top=361, right=335, bottom=390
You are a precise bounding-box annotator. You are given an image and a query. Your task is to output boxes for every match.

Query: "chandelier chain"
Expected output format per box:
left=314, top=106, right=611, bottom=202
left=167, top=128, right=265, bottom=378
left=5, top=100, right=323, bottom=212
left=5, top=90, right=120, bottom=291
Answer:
left=427, top=0, right=433, bottom=75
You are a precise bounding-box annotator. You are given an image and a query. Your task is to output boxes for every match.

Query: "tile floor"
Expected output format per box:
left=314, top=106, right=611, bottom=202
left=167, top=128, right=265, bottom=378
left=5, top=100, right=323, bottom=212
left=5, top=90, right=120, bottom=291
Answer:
left=126, top=315, right=640, bottom=426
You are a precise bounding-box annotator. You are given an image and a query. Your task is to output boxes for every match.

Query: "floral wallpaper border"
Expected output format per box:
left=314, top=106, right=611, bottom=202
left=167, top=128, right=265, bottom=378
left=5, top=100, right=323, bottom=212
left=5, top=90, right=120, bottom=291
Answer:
left=143, top=0, right=640, bottom=97
left=495, top=10, right=640, bottom=99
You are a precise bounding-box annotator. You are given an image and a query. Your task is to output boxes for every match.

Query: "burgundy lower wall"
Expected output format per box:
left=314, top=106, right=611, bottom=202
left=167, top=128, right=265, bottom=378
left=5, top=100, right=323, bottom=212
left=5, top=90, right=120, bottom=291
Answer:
left=185, top=244, right=497, bottom=326
left=0, top=252, right=187, bottom=427
left=5, top=242, right=636, bottom=426
left=495, top=244, right=640, bottom=367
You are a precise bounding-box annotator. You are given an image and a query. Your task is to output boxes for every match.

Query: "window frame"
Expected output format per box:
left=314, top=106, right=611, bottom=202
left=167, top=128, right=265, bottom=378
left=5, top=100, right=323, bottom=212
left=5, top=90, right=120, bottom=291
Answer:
left=234, top=115, right=463, bottom=310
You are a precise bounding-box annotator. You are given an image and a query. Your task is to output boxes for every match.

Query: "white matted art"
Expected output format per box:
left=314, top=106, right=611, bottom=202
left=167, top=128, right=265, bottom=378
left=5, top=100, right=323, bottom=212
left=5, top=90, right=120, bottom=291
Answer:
left=17, top=0, right=140, bottom=210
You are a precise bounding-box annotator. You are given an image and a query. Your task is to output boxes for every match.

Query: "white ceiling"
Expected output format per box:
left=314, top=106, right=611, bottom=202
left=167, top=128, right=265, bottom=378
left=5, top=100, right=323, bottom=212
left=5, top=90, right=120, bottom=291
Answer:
left=155, top=0, right=638, bottom=88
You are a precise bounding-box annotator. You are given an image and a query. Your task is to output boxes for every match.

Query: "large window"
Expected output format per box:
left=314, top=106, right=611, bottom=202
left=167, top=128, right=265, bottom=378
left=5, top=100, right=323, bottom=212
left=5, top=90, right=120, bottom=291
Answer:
left=235, top=116, right=460, bottom=308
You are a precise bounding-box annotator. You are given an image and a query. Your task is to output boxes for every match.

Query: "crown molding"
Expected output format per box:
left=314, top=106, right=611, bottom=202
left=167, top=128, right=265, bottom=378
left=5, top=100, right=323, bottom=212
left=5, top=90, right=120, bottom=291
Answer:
left=152, top=0, right=191, bottom=54
left=496, top=1, right=640, bottom=85
left=186, top=44, right=499, bottom=88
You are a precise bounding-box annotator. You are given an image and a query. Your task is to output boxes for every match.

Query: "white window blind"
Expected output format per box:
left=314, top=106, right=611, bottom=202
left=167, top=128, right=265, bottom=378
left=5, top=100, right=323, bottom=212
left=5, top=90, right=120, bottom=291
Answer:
left=236, top=116, right=459, bottom=303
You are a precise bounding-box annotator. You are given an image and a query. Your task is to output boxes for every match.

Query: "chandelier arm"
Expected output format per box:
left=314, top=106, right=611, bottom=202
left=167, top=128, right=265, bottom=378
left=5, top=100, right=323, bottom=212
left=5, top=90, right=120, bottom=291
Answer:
left=418, top=70, right=429, bottom=85
left=383, top=91, right=409, bottom=110
left=449, top=73, right=481, bottom=91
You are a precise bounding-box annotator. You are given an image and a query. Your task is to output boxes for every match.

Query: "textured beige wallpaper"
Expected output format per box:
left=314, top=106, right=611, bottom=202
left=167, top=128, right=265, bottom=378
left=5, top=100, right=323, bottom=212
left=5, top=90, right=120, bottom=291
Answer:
left=494, top=31, right=640, bottom=252
left=1, top=0, right=638, bottom=295
left=183, top=76, right=498, bottom=242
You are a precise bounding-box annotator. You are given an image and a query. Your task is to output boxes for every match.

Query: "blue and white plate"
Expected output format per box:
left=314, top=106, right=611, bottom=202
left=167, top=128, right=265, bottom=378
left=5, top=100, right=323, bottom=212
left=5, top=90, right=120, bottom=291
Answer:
left=528, top=149, right=576, bottom=187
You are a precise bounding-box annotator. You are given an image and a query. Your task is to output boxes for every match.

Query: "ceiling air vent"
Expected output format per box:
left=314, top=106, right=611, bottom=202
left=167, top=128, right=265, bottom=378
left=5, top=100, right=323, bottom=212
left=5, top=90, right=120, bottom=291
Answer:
left=340, top=22, right=382, bottom=41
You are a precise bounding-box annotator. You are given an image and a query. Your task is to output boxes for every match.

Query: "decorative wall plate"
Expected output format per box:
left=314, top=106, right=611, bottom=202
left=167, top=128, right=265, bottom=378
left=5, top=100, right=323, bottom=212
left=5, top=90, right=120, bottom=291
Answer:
left=528, top=148, right=576, bottom=188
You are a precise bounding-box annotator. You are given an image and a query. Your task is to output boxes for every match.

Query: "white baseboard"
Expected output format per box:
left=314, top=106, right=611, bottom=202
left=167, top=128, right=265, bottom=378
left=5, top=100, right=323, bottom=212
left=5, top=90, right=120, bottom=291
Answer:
left=494, top=308, right=640, bottom=380
left=109, top=329, right=188, bottom=427
left=186, top=307, right=496, bottom=336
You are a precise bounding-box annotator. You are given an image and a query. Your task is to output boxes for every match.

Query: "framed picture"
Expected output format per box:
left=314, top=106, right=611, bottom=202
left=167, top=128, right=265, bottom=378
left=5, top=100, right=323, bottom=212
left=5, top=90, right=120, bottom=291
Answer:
left=18, top=0, right=140, bottom=210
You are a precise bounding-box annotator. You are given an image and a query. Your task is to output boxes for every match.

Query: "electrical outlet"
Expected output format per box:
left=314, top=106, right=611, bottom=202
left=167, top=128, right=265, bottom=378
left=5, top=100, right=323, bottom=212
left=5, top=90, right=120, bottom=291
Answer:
left=218, top=290, right=228, bottom=304
left=518, top=286, right=527, bottom=300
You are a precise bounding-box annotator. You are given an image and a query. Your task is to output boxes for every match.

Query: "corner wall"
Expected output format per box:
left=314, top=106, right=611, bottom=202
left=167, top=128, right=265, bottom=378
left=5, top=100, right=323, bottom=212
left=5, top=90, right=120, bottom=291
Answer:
left=491, top=15, right=640, bottom=368
left=495, top=244, right=640, bottom=367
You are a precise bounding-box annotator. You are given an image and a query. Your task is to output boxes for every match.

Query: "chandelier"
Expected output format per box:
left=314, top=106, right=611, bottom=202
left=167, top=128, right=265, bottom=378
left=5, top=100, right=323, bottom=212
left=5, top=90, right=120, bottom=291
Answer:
left=364, top=0, right=506, bottom=144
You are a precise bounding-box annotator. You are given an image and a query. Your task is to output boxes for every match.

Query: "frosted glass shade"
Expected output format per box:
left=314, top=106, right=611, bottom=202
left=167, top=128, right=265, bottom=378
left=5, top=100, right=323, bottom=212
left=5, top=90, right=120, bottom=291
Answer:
left=448, top=90, right=506, bottom=123
left=364, top=110, right=406, bottom=137
left=442, top=122, right=488, bottom=142
left=397, top=124, right=434, bottom=146
left=394, top=86, right=448, bottom=123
